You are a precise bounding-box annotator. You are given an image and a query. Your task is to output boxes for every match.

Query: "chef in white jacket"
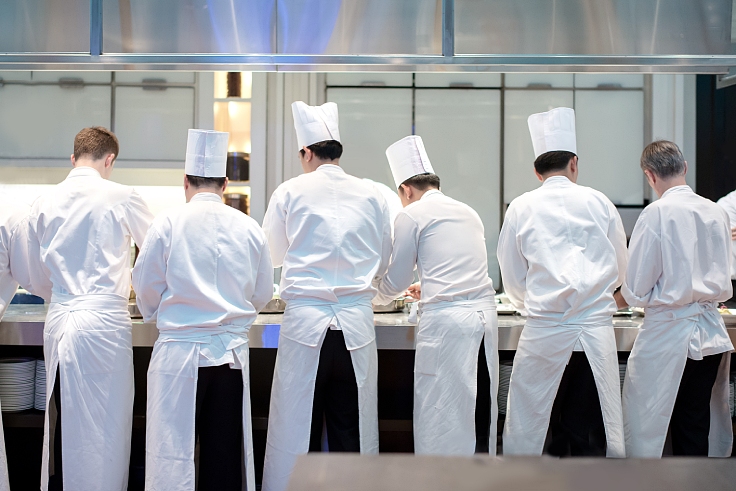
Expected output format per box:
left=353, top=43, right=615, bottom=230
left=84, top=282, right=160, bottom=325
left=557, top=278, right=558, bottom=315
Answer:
left=0, top=199, right=33, bottom=491
left=373, top=136, right=498, bottom=456
left=716, top=190, right=736, bottom=306
left=133, top=129, right=273, bottom=490
left=498, top=108, right=627, bottom=458
left=621, top=140, right=734, bottom=457
left=261, top=101, right=392, bottom=491
left=21, top=127, right=154, bottom=491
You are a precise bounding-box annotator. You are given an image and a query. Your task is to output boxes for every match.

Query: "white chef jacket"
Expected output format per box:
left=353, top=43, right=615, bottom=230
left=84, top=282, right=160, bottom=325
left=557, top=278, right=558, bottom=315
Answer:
left=132, top=192, right=274, bottom=365
left=622, top=185, right=733, bottom=359
left=716, top=189, right=736, bottom=280
left=26, top=166, right=154, bottom=299
left=374, top=189, right=495, bottom=305
left=262, top=163, right=392, bottom=348
left=498, top=175, right=627, bottom=328
left=0, top=200, right=30, bottom=316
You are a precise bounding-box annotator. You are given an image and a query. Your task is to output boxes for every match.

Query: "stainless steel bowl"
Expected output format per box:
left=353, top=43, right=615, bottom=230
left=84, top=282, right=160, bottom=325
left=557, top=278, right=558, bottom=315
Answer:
left=261, top=298, right=287, bottom=314
left=373, top=298, right=406, bottom=313
left=128, top=302, right=143, bottom=319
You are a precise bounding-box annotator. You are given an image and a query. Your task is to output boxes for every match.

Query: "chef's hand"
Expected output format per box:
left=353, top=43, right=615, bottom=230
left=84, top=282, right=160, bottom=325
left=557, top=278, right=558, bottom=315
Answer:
left=614, top=290, right=628, bottom=310
left=731, top=226, right=736, bottom=241
left=405, top=283, right=421, bottom=300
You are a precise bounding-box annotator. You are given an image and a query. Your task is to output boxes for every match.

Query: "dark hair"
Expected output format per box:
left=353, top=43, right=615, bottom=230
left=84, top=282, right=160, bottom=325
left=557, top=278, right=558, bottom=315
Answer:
left=400, top=173, right=440, bottom=191
left=534, top=151, right=576, bottom=176
left=640, top=140, right=686, bottom=179
left=299, top=140, right=343, bottom=161
left=186, top=175, right=227, bottom=189
left=74, top=126, right=119, bottom=161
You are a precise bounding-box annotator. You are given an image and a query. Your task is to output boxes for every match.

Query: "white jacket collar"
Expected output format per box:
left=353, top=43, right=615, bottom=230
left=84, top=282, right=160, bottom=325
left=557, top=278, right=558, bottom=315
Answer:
left=661, top=185, right=693, bottom=199
left=68, top=166, right=102, bottom=179
left=189, top=192, right=223, bottom=204
left=541, top=175, right=573, bottom=187
left=315, top=163, right=345, bottom=174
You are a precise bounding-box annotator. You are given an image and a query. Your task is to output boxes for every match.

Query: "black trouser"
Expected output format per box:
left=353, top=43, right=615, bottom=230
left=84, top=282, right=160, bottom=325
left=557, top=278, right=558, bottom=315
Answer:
left=547, top=351, right=606, bottom=457
left=724, top=280, right=736, bottom=308
left=670, top=353, right=723, bottom=456
left=195, top=364, right=244, bottom=491
left=308, top=330, right=361, bottom=452
left=49, top=368, right=63, bottom=491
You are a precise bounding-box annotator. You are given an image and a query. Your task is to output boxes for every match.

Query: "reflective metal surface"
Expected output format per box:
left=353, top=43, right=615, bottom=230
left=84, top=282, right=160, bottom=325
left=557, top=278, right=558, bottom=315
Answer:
left=455, top=0, right=732, bottom=56
left=0, top=0, right=90, bottom=53
left=277, top=0, right=440, bottom=55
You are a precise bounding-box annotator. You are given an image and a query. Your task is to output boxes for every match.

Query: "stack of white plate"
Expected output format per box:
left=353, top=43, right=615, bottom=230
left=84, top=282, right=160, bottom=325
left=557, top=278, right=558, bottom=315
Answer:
left=618, top=363, right=627, bottom=395
left=497, top=362, right=513, bottom=415
left=0, top=357, right=37, bottom=412
left=35, top=360, right=47, bottom=411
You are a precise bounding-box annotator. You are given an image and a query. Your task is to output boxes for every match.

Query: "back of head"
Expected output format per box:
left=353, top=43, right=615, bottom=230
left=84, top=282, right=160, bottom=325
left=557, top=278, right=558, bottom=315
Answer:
left=401, top=173, right=440, bottom=192
left=299, top=140, right=343, bottom=161
left=186, top=175, right=227, bottom=189
left=534, top=151, right=576, bottom=176
left=640, top=140, right=685, bottom=179
left=74, top=127, right=119, bottom=161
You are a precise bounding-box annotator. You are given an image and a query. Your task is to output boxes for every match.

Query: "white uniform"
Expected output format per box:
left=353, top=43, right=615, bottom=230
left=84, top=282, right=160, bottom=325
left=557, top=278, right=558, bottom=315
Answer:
left=132, top=192, right=273, bottom=491
left=373, top=189, right=498, bottom=455
left=498, top=175, right=627, bottom=457
left=23, top=166, right=153, bottom=491
left=0, top=200, right=32, bottom=491
left=261, top=164, right=391, bottom=491
left=716, top=190, right=736, bottom=280
left=622, top=185, right=734, bottom=457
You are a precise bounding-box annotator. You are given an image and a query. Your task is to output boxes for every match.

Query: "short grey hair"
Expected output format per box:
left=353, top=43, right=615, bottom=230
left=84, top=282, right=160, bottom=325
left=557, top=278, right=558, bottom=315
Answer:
left=640, top=140, right=686, bottom=179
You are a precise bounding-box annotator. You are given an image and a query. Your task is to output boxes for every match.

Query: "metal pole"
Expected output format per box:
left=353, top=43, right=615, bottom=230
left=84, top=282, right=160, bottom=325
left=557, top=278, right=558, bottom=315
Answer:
left=90, top=0, right=103, bottom=56
left=442, top=0, right=454, bottom=58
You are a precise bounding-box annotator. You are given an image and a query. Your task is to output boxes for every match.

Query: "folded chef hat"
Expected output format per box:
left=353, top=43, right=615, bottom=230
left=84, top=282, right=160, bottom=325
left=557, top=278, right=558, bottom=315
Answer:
left=185, top=129, right=229, bottom=178
left=385, top=136, right=435, bottom=189
left=527, top=107, right=577, bottom=159
left=292, top=101, right=341, bottom=149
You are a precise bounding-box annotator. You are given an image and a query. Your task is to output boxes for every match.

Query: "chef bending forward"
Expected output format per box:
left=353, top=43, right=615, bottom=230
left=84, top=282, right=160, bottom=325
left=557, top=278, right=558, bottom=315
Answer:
left=261, top=101, right=392, bottom=491
left=133, top=130, right=273, bottom=490
left=621, top=140, right=734, bottom=457
left=373, top=135, right=498, bottom=456
left=22, top=127, right=154, bottom=491
left=498, top=108, right=627, bottom=458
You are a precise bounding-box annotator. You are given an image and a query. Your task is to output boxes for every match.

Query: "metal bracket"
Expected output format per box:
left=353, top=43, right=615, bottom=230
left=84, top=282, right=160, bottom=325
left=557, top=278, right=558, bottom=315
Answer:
left=716, top=72, right=736, bottom=89
left=90, top=0, right=103, bottom=56
left=442, top=0, right=454, bottom=58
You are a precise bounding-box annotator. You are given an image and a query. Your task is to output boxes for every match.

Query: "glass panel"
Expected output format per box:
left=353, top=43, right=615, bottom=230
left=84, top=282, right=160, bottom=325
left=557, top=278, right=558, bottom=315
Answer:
left=214, top=101, right=252, bottom=153
left=415, top=73, right=502, bottom=88
left=325, top=73, right=414, bottom=87
left=504, top=74, right=574, bottom=88
left=103, top=0, right=275, bottom=53
left=0, top=0, right=89, bottom=53
left=31, top=72, right=112, bottom=83
left=576, top=91, right=645, bottom=205
left=278, top=0, right=440, bottom=55
left=503, top=90, right=575, bottom=205
left=114, top=87, right=194, bottom=161
left=574, top=74, right=645, bottom=88
left=0, top=85, right=111, bottom=159
left=415, top=89, right=502, bottom=286
left=115, top=72, right=196, bottom=84
left=325, top=88, right=413, bottom=188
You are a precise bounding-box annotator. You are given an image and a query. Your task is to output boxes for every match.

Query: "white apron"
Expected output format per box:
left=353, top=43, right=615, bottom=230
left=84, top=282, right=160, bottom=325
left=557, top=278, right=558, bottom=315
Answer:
left=623, top=302, right=733, bottom=457
left=261, top=302, right=378, bottom=491
left=145, top=330, right=256, bottom=491
left=503, top=321, right=625, bottom=458
left=414, top=298, right=498, bottom=456
left=42, top=293, right=134, bottom=491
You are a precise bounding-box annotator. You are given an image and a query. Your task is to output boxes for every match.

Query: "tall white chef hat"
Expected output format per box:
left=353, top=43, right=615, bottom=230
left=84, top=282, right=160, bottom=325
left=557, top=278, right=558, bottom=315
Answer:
left=292, top=101, right=341, bottom=149
left=527, top=107, right=577, bottom=159
left=184, top=129, right=229, bottom=178
left=385, top=135, right=435, bottom=189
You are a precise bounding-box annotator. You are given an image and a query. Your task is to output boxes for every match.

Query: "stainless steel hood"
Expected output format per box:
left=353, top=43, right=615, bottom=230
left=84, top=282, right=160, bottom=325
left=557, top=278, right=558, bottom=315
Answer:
left=0, top=0, right=734, bottom=73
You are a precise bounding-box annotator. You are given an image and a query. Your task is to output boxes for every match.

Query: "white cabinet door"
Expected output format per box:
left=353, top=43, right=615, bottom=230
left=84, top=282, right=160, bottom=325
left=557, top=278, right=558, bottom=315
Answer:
left=325, top=88, right=413, bottom=187
left=504, top=74, right=574, bottom=88
left=415, top=89, right=502, bottom=286
left=574, top=74, right=644, bottom=88
left=0, top=71, right=32, bottom=82
left=503, top=90, right=574, bottom=205
left=115, top=71, right=196, bottom=84
left=575, top=90, right=644, bottom=205
left=0, top=85, right=111, bottom=159
left=326, top=73, right=413, bottom=87
left=114, top=87, right=195, bottom=162
left=415, top=73, right=501, bottom=87
left=31, top=71, right=112, bottom=83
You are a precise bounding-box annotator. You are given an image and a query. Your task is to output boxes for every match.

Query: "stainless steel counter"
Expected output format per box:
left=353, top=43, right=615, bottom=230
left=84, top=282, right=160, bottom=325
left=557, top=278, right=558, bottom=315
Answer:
left=3, top=305, right=726, bottom=351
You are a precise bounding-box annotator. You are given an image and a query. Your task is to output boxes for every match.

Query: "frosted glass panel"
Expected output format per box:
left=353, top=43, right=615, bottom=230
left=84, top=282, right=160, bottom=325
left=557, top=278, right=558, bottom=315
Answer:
left=31, top=71, right=112, bottom=83
left=326, top=73, right=413, bottom=87
left=114, top=87, right=194, bottom=161
left=415, top=89, right=502, bottom=286
left=325, top=88, right=413, bottom=188
left=574, top=74, right=645, bottom=88
left=115, top=72, right=196, bottom=84
left=576, top=91, right=645, bottom=205
left=503, top=90, right=575, bottom=204
left=504, top=73, right=574, bottom=88
left=0, top=0, right=89, bottom=53
left=415, top=73, right=501, bottom=87
left=0, top=85, right=111, bottom=159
